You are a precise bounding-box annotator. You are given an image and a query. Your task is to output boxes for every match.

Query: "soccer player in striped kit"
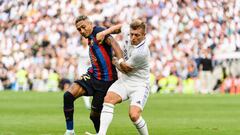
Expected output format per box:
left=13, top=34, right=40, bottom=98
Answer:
left=63, top=15, right=123, bottom=135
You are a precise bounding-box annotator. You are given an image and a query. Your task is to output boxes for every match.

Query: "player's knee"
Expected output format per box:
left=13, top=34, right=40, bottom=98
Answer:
left=104, top=93, right=120, bottom=105
left=129, top=111, right=140, bottom=122
left=89, top=114, right=94, bottom=121
left=90, top=111, right=100, bottom=121
left=67, top=83, right=86, bottom=97
left=63, top=91, right=75, bottom=107
left=104, top=94, right=112, bottom=103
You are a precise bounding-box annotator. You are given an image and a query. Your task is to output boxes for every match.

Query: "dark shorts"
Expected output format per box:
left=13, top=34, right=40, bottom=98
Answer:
left=74, top=73, right=116, bottom=113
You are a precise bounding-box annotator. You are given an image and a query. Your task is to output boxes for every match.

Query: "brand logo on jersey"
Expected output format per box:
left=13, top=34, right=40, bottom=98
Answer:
left=136, top=101, right=141, bottom=105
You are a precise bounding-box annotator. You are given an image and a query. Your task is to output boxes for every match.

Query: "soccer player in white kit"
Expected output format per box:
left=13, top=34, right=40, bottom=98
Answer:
left=96, top=19, right=150, bottom=135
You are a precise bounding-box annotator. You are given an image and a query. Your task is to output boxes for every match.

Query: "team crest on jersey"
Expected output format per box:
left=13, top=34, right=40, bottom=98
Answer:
left=88, top=39, right=94, bottom=46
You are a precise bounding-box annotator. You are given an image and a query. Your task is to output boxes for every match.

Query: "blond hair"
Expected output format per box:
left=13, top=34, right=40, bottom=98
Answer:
left=130, top=19, right=146, bottom=32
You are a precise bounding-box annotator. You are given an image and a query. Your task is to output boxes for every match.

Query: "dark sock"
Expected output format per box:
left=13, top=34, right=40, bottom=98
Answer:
left=63, top=91, right=75, bottom=130
left=66, top=121, right=73, bottom=130
left=90, top=115, right=100, bottom=132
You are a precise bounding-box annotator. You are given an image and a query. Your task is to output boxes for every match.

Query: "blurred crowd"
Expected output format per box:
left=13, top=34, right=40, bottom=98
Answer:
left=0, top=0, right=240, bottom=94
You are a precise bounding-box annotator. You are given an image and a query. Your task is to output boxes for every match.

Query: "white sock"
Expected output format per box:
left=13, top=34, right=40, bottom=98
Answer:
left=66, top=129, right=74, bottom=133
left=133, top=116, right=149, bottom=135
left=83, top=96, right=91, bottom=109
left=98, top=103, right=114, bottom=135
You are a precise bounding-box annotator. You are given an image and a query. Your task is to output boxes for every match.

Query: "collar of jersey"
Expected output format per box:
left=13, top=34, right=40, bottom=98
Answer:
left=88, top=34, right=94, bottom=39
left=133, top=39, right=146, bottom=48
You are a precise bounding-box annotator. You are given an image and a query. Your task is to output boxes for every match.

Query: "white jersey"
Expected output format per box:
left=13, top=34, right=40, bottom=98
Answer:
left=108, top=24, right=150, bottom=110
left=120, top=24, right=150, bottom=86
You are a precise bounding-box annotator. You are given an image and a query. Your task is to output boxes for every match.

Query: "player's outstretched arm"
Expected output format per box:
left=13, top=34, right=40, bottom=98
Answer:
left=96, top=24, right=122, bottom=41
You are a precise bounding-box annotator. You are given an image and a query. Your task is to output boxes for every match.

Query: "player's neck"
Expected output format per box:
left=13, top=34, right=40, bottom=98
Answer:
left=133, top=38, right=146, bottom=47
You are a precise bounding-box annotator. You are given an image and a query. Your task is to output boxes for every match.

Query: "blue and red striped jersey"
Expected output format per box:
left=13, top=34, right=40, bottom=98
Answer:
left=87, top=26, right=118, bottom=81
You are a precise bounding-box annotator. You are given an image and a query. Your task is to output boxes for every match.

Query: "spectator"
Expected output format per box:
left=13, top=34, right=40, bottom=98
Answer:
left=0, top=0, right=239, bottom=93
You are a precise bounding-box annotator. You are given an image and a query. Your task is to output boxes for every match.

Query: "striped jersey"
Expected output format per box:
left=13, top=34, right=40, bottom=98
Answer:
left=87, top=26, right=118, bottom=81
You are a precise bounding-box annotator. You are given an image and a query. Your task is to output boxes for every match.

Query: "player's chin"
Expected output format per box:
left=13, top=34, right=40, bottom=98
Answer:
left=84, top=33, right=91, bottom=38
left=131, top=41, right=137, bottom=45
left=82, top=34, right=87, bottom=38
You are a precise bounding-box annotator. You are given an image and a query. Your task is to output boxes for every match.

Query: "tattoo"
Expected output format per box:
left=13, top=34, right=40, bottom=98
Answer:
left=105, top=35, right=123, bottom=59
left=112, top=29, right=121, bottom=34
left=105, top=36, right=114, bottom=45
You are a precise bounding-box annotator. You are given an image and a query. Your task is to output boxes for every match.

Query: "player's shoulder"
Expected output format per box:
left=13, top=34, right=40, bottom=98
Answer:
left=132, top=49, right=149, bottom=60
left=135, top=40, right=150, bottom=53
left=93, top=26, right=106, bottom=35
left=132, top=47, right=149, bottom=61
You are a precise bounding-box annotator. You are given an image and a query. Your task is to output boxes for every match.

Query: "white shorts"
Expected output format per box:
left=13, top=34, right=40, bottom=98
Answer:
left=108, top=79, right=150, bottom=110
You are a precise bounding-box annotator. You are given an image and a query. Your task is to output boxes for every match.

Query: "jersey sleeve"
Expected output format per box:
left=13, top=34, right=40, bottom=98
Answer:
left=125, top=51, right=147, bottom=69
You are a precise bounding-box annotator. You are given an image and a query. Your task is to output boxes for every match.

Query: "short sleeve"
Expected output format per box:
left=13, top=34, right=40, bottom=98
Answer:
left=126, top=51, right=147, bottom=68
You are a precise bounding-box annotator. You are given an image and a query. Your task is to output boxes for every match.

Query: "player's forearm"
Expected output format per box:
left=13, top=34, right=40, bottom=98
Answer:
left=104, top=24, right=122, bottom=35
left=115, top=63, right=126, bottom=73
left=119, top=61, right=133, bottom=73
left=106, top=36, right=123, bottom=59
left=112, top=43, right=123, bottom=59
left=96, top=24, right=122, bottom=42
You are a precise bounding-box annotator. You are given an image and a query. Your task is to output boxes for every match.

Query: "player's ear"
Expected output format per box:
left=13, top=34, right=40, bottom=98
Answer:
left=143, top=32, right=146, bottom=36
left=142, top=29, right=146, bottom=36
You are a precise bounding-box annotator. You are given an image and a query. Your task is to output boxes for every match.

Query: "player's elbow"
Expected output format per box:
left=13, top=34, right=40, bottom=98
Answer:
left=120, top=64, right=133, bottom=73
left=121, top=67, right=133, bottom=73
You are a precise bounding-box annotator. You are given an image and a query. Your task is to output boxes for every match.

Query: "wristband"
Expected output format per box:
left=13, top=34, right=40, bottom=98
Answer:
left=118, top=58, right=124, bottom=65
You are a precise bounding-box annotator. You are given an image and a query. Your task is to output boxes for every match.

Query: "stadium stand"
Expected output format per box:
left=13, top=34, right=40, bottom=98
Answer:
left=0, top=0, right=240, bottom=93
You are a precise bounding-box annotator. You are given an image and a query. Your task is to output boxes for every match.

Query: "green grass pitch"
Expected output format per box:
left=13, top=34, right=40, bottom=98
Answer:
left=0, top=91, right=240, bottom=135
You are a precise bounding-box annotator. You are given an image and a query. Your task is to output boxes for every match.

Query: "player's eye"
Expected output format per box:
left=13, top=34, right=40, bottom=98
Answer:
left=131, top=33, right=139, bottom=37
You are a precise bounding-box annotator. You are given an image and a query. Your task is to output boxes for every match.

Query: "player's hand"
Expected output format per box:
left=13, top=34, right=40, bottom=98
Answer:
left=96, top=31, right=106, bottom=42
left=112, top=57, right=118, bottom=65
left=112, top=57, right=126, bottom=74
